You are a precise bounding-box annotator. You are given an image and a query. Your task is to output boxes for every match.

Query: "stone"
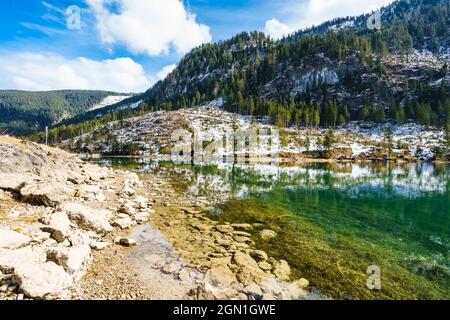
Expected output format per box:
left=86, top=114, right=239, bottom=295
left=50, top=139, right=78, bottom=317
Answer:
left=0, top=229, right=31, bottom=250
left=178, top=269, right=191, bottom=282
left=234, top=236, right=253, bottom=244
left=114, top=237, right=137, bottom=247
left=0, top=246, right=72, bottom=299
left=292, top=278, right=309, bottom=289
left=112, top=215, right=133, bottom=229
left=20, top=182, right=75, bottom=207
left=90, top=242, right=111, bottom=251
left=12, top=262, right=73, bottom=299
left=47, top=245, right=91, bottom=276
left=232, top=251, right=260, bottom=269
left=215, top=225, right=234, bottom=234
left=61, top=202, right=113, bottom=234
left=235, top=266, right=270, bottom=286
left=260, top=229, right=277, bottom=240
left=161, top=263, right=178, bottom=274
left=250, top=250, right=268, bottom=262
left=258, top=262, right=272, bottom=272
left=204, top=266, right=238, bottom=290
left=243, top=283, right=263, bottom=300
left=134, top=213, right=150, bottom=224
left=231, top=223, right=253, bottom=231
left=273, top=260, right=291, bottom=281
left=118, top=203, right=136, bottom=216
left=41, top=211, right=72, bottom=243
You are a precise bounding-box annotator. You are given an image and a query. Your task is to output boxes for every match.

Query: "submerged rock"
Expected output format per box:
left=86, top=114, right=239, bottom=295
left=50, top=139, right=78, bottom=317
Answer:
left=273, top=260, right=291, bottom=281
left=260, top=229, right=277, bottom=240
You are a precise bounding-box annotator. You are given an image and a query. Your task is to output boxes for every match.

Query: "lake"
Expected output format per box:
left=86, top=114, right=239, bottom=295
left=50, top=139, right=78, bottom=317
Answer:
left=93, top=158, right=450, bottom=300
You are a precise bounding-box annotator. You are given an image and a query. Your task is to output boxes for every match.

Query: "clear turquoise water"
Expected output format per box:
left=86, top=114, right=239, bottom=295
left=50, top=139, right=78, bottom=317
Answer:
left=94, top=159, right=450, bottom=299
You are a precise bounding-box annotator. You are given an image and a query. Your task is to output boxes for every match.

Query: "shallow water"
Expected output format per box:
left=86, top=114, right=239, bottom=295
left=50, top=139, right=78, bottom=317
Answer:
left=95, top=158, right=450, bottom=300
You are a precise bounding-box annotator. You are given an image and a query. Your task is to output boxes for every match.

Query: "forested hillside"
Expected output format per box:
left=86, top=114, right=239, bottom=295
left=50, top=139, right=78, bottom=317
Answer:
left=29, top=0, right=450, bottom=144
left=0, top=90, right=126, bottom=135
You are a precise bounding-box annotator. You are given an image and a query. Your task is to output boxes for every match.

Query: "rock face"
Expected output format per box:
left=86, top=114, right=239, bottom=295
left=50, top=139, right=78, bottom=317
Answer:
left=0, top=229, right=31, bottom=250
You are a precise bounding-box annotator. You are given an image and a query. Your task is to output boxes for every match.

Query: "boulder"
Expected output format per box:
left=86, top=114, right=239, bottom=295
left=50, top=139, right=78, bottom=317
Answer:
left=0, top=246, right=46, bottom=274
left=232, top=251, right=260, bottom=269
left=231, top=223, right=253, bottom=231
left=292, top=278, right=309, bottom=289
left=82, top=164, right=108, bottom=182
left=235, top=266, right=270, bottom=286
left=90, top=242, right=111, bottom=251
left=60, top=202, right=113, bottom=234
left=47, top=245, right=91, bottom=276
left=21, top=182, right=74, bottom=207
left=41, top=211, right=72, bottom=243
left=112, top=214, right=134, bottom=229
left=114, top=237, right=137, bottom=247
left=273, top=260, right=291, bottom=281
left=243, top=283, right=263, bottom=300
left=0, top=229, right=31, bottom=250
left=250, top=250, right=268, bottom=262
left=0, top=173, right=33, bottom=192
left=12, top=261, right=73, bottom=299
left=204, top=266, right=238, bottom=290
left=215, top=225, right=235, bottom=234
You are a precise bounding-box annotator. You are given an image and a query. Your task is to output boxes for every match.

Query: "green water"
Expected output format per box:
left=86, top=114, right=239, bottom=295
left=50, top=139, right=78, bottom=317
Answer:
left=95, top=159, right=450, bottom=300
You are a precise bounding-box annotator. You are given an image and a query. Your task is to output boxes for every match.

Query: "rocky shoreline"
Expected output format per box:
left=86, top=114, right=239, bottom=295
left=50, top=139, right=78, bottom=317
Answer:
left=0, top=136, right=314, bottom=300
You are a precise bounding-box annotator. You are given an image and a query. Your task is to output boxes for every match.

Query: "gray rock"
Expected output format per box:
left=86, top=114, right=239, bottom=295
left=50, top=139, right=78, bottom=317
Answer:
left=243, top=283, right=263, bottom=300
left=21, top=182, right=75, bottom=207
left=61, top=202, right=113, bottom=234
left=41, top=211, right=72, bottom=243
left=204, top=266, right=238, bottom=290
left=0, top=173, right=33, bottom=192
left=47, top=245, right=91, bottom=276
left=112, top=214, right=134, bottom=229
left=273, top=260, right=291, bottom=281
left=114, top=237, right=137, bottom=247
left=232, top=251, right=260, bottom=269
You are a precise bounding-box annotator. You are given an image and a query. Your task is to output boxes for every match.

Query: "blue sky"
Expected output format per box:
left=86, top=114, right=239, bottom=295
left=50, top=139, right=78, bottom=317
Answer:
left=0, top=0, right=394, bottom=92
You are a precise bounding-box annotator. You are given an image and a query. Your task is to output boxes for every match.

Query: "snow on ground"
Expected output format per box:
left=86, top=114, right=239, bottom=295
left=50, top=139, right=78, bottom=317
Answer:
left=89, top=95, right=131, bottom=111
left=75, top=102, right=447, bottom=161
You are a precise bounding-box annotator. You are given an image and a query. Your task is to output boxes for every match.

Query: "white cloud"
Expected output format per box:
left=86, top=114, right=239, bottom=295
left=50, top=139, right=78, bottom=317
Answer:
left=86, top=0, right=212, bottom=56
left=265, top=19, right=291, bottom=40
left=0, top=52, right=157, bottom=92
left=265, top=0, right=395, bottom=38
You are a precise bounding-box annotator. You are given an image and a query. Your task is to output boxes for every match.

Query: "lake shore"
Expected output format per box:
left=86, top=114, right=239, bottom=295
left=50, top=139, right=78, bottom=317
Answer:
left=0, top=136, right=313, bottom=300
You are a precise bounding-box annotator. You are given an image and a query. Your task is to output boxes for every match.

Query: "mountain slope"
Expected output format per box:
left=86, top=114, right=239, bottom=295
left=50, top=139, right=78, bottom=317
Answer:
left=0, top=90, right=130, bottom=135
left=30, top=0, right=450, bottom=144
